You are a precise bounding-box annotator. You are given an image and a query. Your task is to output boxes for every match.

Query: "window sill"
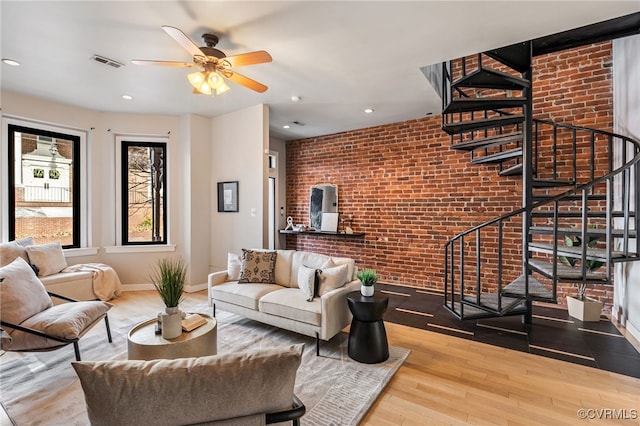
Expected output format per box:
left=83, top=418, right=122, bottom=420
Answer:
left=64, top=247, right=99, bottom=257
left=104, top=244, right=176, bottom=254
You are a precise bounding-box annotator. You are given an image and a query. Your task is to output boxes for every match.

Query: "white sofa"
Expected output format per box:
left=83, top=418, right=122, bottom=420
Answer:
left=208, top=249, right=360, bottom=354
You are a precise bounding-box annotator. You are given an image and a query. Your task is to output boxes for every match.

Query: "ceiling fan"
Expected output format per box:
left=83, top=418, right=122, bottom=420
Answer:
left=132, top=26, right=272, bottom=95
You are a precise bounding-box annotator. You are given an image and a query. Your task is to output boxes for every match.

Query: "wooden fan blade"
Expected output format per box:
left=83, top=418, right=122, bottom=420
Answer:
left=226, top=71, right=268, bottom=93
left=223, top=51, right=272, bottom=68
left=132, top=60, right=196, bottom=68
left=162, top=25, right=205, bottom=58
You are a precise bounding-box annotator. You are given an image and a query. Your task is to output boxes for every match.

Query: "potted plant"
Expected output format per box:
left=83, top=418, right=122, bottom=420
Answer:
left=559, top=228, right=605, bottom=322
left=357, top=269, right=377, bottom=297
left=150, top=257, right=187, bottom=338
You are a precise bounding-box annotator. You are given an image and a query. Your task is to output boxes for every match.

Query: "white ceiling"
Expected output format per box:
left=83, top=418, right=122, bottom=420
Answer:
left=2, top=1, right=639, bottom=141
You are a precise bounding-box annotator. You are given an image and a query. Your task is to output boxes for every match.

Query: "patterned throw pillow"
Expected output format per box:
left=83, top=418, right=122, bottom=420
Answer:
left=238, top=249, right=277, bottom=284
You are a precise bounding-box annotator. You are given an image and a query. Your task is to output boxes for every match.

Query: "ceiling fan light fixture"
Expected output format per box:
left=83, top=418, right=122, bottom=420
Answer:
left=207, top=72, right=225, bottom=89
left=188, top=71, right=213, bottom=95
left=216, top=81, right=230, bottom=95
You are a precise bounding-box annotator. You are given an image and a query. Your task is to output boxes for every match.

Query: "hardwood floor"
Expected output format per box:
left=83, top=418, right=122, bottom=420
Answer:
left=2, top=290, right=639, bottom=425
left=111, top=291, right=640, bottom=425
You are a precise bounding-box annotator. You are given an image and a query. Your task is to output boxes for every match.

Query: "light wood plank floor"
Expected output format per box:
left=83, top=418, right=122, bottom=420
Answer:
left=3, top=290, right=639, bottom=425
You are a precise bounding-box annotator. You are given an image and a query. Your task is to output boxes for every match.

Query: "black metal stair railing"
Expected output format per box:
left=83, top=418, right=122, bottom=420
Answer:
left=444, top=127, right=640, bottom=320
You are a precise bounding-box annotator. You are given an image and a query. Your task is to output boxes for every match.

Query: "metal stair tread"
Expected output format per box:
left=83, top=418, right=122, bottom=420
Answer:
left=531, top=210, right=636, bottom=218
left=502, top=275, right=554, bottom=301
left=452, top=68, right=530, bottom=90
left=532, top=179, right=575, bottom=188
left=528, top=259, right=607, bottom=282
left=451, top=132, right=523, bottom=151
left=485, top=42, right=531, bottom=73
left=446, top=302, right=526, bottom=320
left=532, top=194, right=608, bottom=202
left=443, top=115, right=524, bottom=135
left=530, top=226, right=637, bottom=238
left=443, top=97, right=527, bottom=114
left=471, top=147, right=522, bottom=164
left=461, top=293, right=525, bottom=313
left=499, top=163, right=523, bottom=176
left=529, top=242, right=627, bottom=260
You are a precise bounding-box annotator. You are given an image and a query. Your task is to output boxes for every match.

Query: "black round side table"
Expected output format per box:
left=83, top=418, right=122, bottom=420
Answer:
left=346, top=291, right=389, bottom=364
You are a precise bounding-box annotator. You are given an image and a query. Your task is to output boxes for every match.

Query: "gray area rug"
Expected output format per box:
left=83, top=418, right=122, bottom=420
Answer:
left=0, top=305, right=409, bottom=425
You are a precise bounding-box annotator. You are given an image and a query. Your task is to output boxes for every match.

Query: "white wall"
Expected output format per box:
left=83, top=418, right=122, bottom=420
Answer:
left=269, top=135, right=287, bottom=249
left=613, top=34, right=640, bottom=340
left=1, top=91, right=270, bottom=292
left=209, top=104, right=269, bottom=270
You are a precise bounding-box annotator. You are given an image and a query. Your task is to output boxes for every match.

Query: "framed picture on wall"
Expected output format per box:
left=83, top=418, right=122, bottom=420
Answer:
left=217, top=181, right=239, bottom=212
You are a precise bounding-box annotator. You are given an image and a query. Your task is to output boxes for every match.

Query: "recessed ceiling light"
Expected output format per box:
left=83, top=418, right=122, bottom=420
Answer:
left=2, top=59, right=20, bottom=66
left=364, top=108, right=374, bottom=114
left=283, top=125, right=290, bottom=129
left=122, top=95, right=133, bottom=100
left=291, top=96, right=302, bottom=102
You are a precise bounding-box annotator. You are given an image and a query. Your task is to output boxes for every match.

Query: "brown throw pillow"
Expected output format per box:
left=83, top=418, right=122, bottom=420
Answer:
left=238, top=249, right=277, bottom=284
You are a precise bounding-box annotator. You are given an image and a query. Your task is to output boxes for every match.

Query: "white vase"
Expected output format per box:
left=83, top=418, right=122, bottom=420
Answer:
left=361, top=285, right=374, bottom=297
left=161, top=307, right=182, bottom=339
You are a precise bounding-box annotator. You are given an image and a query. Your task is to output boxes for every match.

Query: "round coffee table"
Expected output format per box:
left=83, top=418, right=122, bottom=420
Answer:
left=127, top=313, right=217, bottom=360
left=346, top=291, right=389, bottom=363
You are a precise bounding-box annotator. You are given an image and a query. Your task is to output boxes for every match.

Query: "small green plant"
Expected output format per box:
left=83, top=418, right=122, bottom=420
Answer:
left=150, top=257, right=186, bottom=308
left=357, top=269, right=377, bottom=287
left=559, top=225, right=604, bottom=300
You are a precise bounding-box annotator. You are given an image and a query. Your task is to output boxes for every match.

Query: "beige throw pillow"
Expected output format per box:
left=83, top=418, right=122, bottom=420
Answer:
left=72, top=344, right=304, bottom=426
left=0, top=257, right=53, bottom=326
left=318, top=263, right=349, bottom=296
left=26, top=242, right=68, bottom=277
left=238, top=249, right=277, bottom=284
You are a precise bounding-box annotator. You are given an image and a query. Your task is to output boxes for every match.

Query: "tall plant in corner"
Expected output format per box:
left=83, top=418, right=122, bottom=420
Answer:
left=559, top=225, right=604, bottom=301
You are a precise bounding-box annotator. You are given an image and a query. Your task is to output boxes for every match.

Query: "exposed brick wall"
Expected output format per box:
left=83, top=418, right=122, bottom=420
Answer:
left=285, top=42, right=615, bottom=310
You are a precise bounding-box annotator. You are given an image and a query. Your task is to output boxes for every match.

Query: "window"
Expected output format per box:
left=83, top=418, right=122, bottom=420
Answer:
left=8, top=124, right=81, bottom=248
left=121, top=141, right=167, bottom=245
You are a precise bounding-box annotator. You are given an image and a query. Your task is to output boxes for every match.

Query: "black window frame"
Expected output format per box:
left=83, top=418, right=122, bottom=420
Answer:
left=121, top=141, right=167, bottom=245
left=8, top=124, right=81, bottom=248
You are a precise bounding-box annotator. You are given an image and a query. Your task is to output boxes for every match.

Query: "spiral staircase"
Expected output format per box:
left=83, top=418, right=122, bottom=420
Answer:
left=436, top=39, right=640, bottom=325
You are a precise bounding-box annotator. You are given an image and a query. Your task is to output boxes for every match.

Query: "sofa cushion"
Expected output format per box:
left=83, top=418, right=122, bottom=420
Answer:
left=72, top=344, right=304, bottom=426
left=289, top=251, right=332, bottom=288
left=5, top=300, right=112, bottom=351
left=259, top=288, right=321, bottom=326
left=274, top=250, right=294, bottom=286
left=297, top=265, right=317, bottom=302
left=238, top=249, right=277, bottom=284
left=212, top=282, right=283, bottom=310
left=26, top=242, right=68, bottom=277
left=318, top=263, right=349, bottom=296
left=0, top=237, right=34, bottom=267
left=0, top=257, right=53, bottom=327
left=227, top=252, right=242, bottom=281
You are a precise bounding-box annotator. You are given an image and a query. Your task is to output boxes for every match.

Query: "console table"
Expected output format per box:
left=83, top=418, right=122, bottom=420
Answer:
left=280, top=230, right=365, bottom=238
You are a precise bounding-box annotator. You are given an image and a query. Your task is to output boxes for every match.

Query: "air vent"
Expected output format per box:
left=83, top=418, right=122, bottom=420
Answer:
left=90, top=54, right=124, bottom=69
